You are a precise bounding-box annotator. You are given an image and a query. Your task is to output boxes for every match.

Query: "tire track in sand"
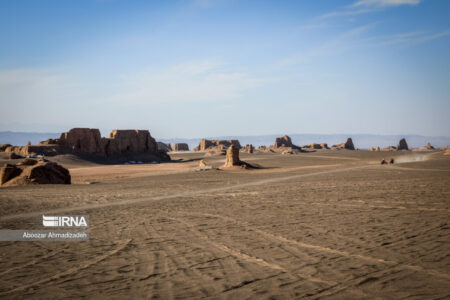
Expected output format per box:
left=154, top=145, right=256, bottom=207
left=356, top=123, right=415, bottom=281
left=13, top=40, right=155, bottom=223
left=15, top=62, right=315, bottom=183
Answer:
left=0, top=165, right=372, bottom=221
left=167, top=217, right=334, bottom=286
left=185, top=212, right=450, bottom=281
left=0, top=239, right=131, bottom=296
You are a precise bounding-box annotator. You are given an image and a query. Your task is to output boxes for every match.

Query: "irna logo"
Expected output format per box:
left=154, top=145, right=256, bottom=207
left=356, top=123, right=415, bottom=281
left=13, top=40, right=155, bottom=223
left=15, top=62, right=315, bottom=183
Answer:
left=42, top=215, right=89, bottom=227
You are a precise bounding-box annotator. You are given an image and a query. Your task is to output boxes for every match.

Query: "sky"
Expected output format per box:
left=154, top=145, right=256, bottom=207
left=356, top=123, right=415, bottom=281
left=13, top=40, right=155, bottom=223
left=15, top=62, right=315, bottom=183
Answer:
left=0, top=0, right=449, bottom=138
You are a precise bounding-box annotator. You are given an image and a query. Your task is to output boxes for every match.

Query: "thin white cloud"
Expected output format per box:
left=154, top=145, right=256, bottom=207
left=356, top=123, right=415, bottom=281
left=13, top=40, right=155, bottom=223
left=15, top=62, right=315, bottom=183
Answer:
left=321, top=0, right=421, bottom=18
left=352, top=0, right=421, bottom=8
left=364, top=29, right=450, bottom=46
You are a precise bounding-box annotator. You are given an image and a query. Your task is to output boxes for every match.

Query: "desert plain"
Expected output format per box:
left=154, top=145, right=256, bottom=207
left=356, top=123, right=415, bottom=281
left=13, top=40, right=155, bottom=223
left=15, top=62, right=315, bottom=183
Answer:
left=0, top=150, right=449, bottom=299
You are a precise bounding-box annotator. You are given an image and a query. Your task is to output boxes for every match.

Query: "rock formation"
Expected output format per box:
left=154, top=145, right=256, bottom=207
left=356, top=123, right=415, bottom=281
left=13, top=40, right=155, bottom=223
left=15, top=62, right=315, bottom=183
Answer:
left=241, top=144, right=254, bottom=153
left=199, top=160, right=207, bottom=168
left=58, top=128, right=104, bottom=155
left=172, top=143, right=189, bottom=151
left=157, top=142, right=172, bottom=153
left=223, top=145, right=241, bottom=167
left=331, top=138, right=355, bottom=150
left=302, top=143, right=328, bottom=150
left=418, top=142, right=434, bottom=151
left=0, top=144, right=11, bottom=152
left=247, top=144, right=254, bottom=153
left=397, top=138, right=408, bottom=151
left=0, top=159, right=71, bottom=186
left=0, top=164, right=21, bottom=185
left=382, top=146, right=397, bottom=151
left=271, top=135, right=301, bottom=153
left=2, top=128, right=168, bottom=162
left=194, top=139, right=241, bottom=151
left=221, top=145, right=257, bottom=169
left=274, top=135, right=293, bottom=148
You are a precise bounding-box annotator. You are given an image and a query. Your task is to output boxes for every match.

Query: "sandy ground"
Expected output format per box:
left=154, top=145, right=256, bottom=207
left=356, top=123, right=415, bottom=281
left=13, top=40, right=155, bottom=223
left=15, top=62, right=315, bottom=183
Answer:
left=0, top=150, right=449, bottom=299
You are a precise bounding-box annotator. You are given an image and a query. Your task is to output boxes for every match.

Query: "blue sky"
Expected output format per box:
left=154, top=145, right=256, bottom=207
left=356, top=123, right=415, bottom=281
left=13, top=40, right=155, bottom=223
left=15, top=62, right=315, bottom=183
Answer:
left=0, top=0, right=449, bottom=138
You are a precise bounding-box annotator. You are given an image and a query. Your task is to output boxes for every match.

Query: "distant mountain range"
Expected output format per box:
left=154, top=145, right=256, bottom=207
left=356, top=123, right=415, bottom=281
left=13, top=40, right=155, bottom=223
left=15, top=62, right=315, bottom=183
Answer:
left=2, top=131, right=448, bottom=150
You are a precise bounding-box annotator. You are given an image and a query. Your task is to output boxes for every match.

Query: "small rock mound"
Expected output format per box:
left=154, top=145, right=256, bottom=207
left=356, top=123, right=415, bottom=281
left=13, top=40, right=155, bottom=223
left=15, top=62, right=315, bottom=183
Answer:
left=418, top=142, right=434, bottom=150
left=331, top=138, right=355, bottom=150
left=199, top=160, right=207, bottom=168
left=1, top=159, right=71, bottom=186
left=382, top=146, right=397, bottom=151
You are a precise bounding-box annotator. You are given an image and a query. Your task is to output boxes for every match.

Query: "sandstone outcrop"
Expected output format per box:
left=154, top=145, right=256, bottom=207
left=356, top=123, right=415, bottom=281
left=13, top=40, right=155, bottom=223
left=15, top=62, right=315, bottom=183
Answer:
left=222, top=145, right=242, bottom=168
left=302, top=143, right=328, bottom=150
left=0, top=159, right=71, bottom=186
left=39, top=139, right=57, bottom=145
left=418, top=142, right=434, bottom=151
left=172, top=143, right=189, bottom=151
left=0, top=144, right=11, bottom=152
left=59, top=128, right=104, bottom=155
left=382, top=146, right=397, bottom=151
left=331, top=138, right=355, bottom=150
left=241, top=144, right=254, bottom=153
left=0, top=164, right=21, bottom=185
left=397, top=138, right=408, bottom=151
left=157, top=142, right=172, bottom=153
left=222, top=145, right=257, bottom=169
left=271, top=135, right=301, bottom=153
left=199, top=160, right=207, bottom=168
left=247, top=144, right=254, bottom=153
left=194, top=139, right=241, bottom=151
left=3, top=128, right=168, bottom=162
left=274, top=135, right=293, bottom=148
